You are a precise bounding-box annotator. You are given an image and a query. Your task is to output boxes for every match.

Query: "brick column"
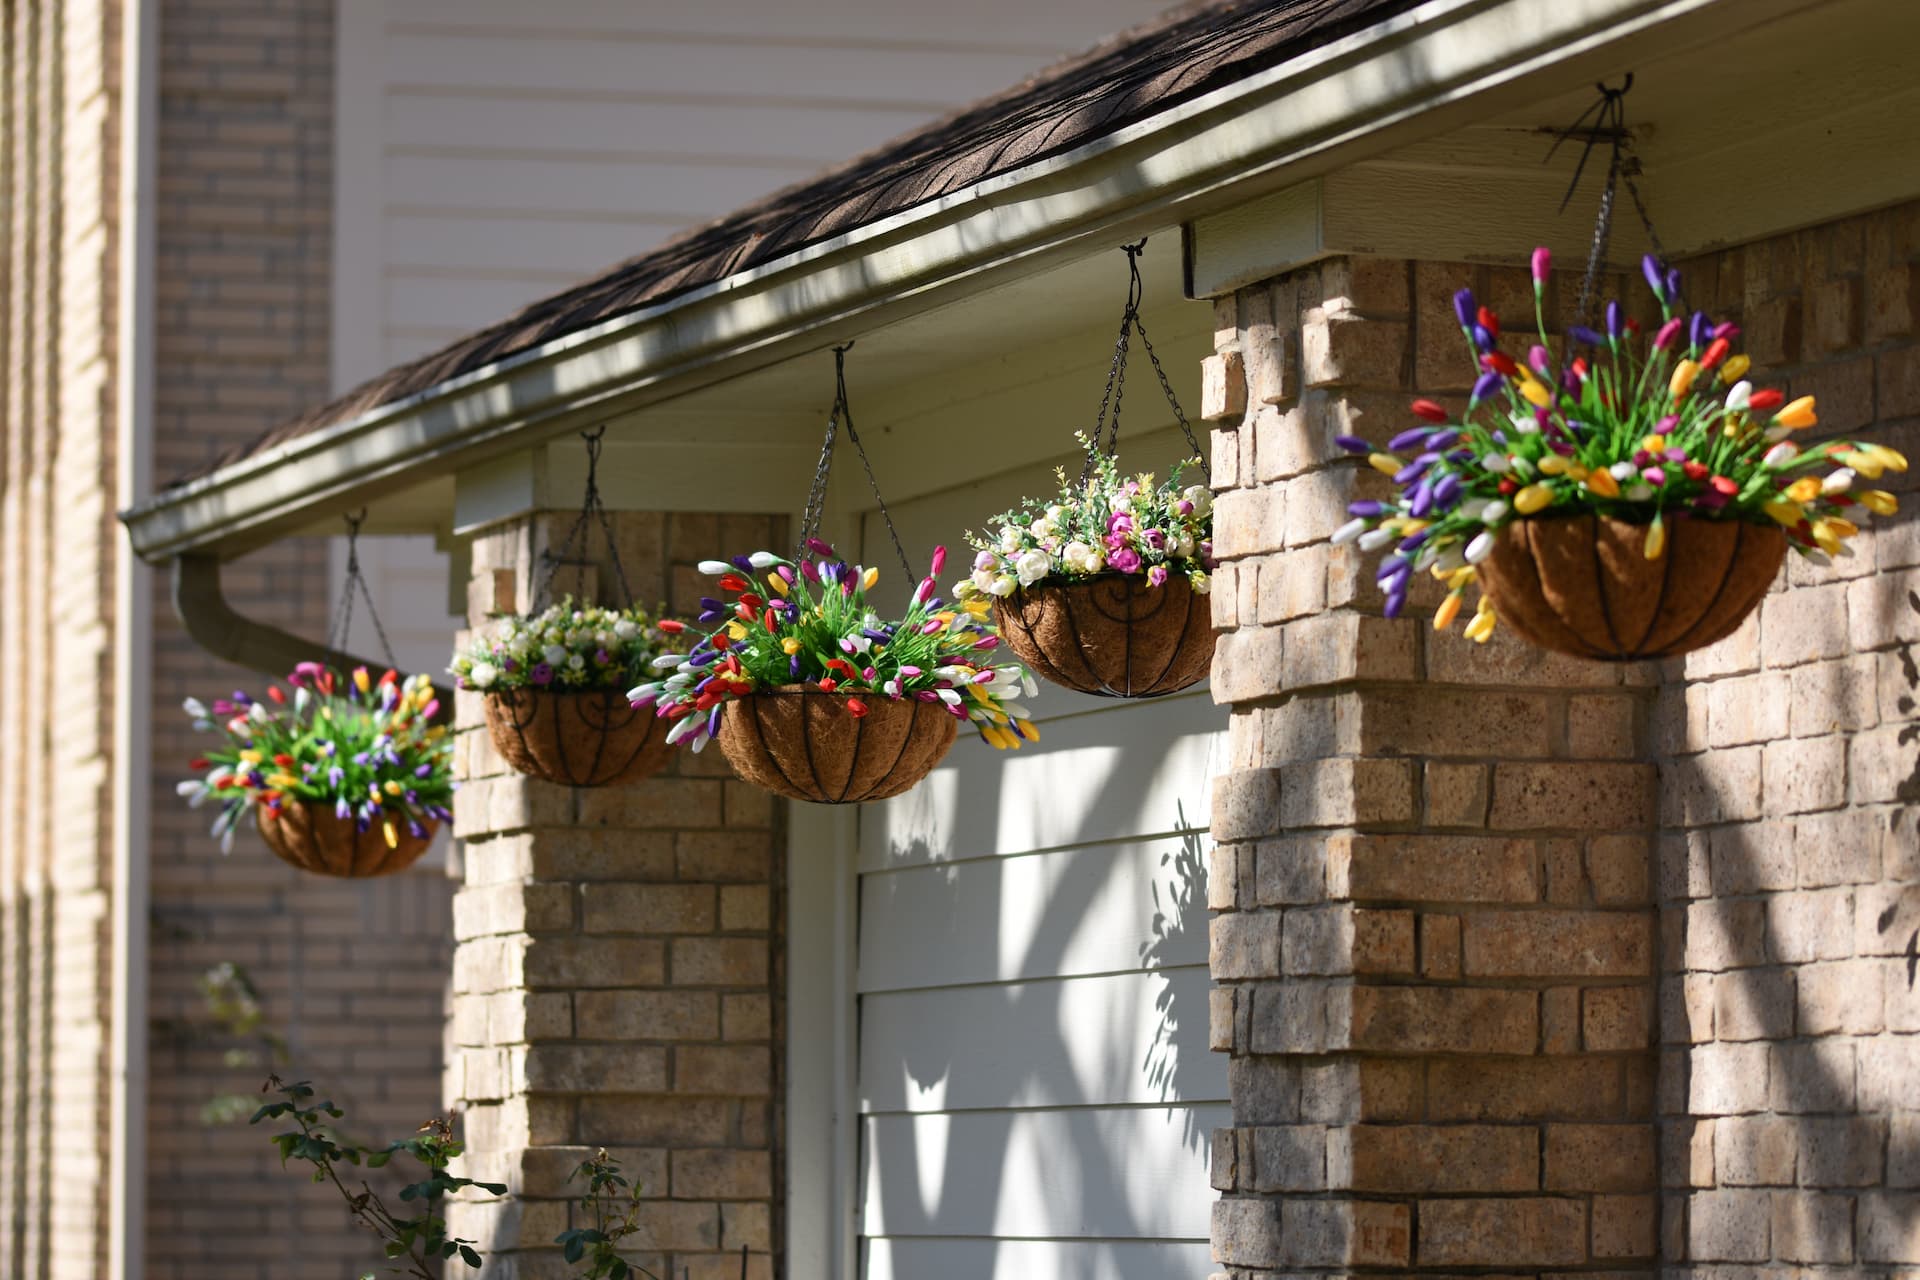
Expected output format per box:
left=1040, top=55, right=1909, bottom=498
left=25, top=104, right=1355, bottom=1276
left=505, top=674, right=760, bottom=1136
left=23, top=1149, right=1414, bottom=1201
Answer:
left=447, top=512, right=784, bottom=1280
left=1203, top=258, right=1661, bottom=1274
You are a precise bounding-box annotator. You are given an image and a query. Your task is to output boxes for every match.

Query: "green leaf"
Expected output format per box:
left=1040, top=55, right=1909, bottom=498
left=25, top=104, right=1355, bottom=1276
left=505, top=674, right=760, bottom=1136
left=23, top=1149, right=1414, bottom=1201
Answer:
left=459, top=1245, right=482, bottom=1268
left=476, top=1181, right=507, bottom=1196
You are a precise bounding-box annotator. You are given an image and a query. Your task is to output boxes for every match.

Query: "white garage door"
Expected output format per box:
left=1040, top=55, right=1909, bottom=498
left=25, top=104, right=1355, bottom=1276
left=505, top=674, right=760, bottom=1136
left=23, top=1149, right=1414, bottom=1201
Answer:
left=853, top=465, right=1227, bottom=1280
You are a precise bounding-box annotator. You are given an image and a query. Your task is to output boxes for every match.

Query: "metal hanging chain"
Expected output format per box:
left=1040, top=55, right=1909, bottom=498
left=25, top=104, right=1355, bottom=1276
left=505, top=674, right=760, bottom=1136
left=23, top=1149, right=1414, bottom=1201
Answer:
left=1078, top=238, right=1209, bottom=487
left=326, top=510, right=398, bottom=669
left=1547, top=75, right=1682, bottom=324
left=796, top=343, right=914, bottom=582
left=534, top=425, right=637, bottom=611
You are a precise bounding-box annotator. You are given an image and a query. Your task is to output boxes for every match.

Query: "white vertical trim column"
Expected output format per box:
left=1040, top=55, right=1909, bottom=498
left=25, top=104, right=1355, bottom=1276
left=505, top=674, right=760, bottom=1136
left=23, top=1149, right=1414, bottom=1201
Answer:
left=784, top=508, right=862, bottom=1280
left=109, top=0, right=157, bottom=1274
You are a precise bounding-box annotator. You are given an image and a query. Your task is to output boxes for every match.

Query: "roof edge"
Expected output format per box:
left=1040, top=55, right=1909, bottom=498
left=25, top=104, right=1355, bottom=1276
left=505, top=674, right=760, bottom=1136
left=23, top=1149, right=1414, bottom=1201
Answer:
left=121, top=0, right=1757, bottom=561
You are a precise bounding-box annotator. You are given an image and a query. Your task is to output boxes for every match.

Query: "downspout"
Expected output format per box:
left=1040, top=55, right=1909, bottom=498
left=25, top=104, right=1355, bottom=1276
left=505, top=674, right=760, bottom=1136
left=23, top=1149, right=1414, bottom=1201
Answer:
left=173, top=554, right=454, bottom=709
left=109, top=0, right=156, bottom=1272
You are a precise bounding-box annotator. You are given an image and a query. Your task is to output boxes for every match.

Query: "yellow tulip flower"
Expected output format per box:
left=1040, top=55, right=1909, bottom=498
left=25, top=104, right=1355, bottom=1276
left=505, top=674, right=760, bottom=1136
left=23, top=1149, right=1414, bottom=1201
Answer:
left=1773, top=396, right=1818, bottom=429
left=1369, top=453, right=1402, bottom=476
left=1719, top=354, right=1751, bottom=383
left=1644, top=521, right=1667, bottom=561
left=1433, top=593, right=1463, bottom=630
left=1762, top=498, right=1805, bottom=527
left=1859, top=490, right=1900, bottom=516
left=1514, top=483, right=1555, bottom=514
left=1669, top=359, right=1701, bottom=398
left=1585, top=469, right=1620, bottom=499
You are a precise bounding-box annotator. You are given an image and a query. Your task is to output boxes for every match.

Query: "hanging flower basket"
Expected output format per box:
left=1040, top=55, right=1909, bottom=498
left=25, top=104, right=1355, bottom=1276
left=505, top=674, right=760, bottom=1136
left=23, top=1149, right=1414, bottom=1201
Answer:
left=177, top=664, right=453, bottom=878
left=1474, top=512, right=1786, bottom=660
left=455, top=600, right=685, bottom=787
left=258, top=800, right=437, bottom=878
left=716, top=685, right=960, bottom=803
left=1332, top=244, right=1905, bottom=659
left=631, top=541, right=1037, bottom=805
left=958, top=240, right=1216, bottom=697
left=993, top=571, right=1213, bottom=697
left=480, top=686, right=673, bottom=787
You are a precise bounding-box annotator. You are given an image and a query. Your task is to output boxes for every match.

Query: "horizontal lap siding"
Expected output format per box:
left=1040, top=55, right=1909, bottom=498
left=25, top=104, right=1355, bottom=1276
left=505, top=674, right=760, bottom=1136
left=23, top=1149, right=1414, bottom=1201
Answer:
left=856, top=455, right=1224, bottom=1278
left=360, top=0, right=1171, bottom=371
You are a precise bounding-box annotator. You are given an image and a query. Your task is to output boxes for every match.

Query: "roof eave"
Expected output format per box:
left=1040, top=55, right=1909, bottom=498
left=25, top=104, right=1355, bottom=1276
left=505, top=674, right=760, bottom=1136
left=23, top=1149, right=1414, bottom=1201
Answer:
left=119, top=0, right=1772, bottom=562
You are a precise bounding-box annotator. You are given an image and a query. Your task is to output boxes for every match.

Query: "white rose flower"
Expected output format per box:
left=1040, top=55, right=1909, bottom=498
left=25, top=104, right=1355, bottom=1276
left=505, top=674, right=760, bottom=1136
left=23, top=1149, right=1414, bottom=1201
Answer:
left=568, top=653, right=586, bottom=670
left=1189, top=570, right=1211, bottom=595
left=1031, top=517, right=1057, bottom=539
left=1182, top=485, right=1213, bottom=517
left=1062, top=540, right=1104, bottom=574
left=987, top=574, right=1018, bottom=597
left=998, top=526, right=1021, bottom=553
left=1171, top=533, right=1195, bottom=559
left=1111, top=493, right=1132, bottom=514
left=470, top=661, right=499, bottom=689
left=613, top=619, right=638, bottom=639
left=971, top=568, right=997, bottom=594
left=1014, top=549, right=1052, bottom=587
left=543, top=645, right=568, bottom=668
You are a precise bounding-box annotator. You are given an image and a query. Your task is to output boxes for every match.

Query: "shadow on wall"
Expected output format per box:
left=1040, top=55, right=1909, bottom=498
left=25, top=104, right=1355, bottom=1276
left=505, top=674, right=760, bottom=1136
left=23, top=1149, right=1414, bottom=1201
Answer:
left=1877, top=588, right=1920, bottom=984
left=1141, top=810, right=1211, bottom=1150
left=858, top=695, right=1225, bottom=1278
left=1667, top=573, right=1920, bottom=1263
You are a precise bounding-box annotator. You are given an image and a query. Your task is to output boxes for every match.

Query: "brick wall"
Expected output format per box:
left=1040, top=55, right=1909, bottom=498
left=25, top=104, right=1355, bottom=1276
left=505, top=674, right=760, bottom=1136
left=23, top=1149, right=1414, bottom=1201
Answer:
left=1203, top=256, right=1664, bottom=1272
left=0, top=1, right=122, bottom=1276
left=1202, top=210, right=1920, bottom=1274
left=1657, top=202, right=1920, bottom=1269
left=145, top=2, right=455, bottom=1277
left=447, top=510, right=785, bottom=1279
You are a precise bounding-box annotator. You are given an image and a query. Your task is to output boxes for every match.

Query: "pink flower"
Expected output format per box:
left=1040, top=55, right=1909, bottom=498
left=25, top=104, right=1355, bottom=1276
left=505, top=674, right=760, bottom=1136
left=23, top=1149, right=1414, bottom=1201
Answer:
left=1144, top=529, right=1167, bottom=551
left=1147, top=565, right=1168, bottom=587
left=1107, top=511, right=1134, bottom=536
left=1109, top=547, right=1142, bottom=574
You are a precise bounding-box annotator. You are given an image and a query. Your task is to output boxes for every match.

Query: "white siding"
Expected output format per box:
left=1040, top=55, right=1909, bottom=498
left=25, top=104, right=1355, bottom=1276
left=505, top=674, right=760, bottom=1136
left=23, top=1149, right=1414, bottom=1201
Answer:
left=854, top=432, right=1225, bottom=1279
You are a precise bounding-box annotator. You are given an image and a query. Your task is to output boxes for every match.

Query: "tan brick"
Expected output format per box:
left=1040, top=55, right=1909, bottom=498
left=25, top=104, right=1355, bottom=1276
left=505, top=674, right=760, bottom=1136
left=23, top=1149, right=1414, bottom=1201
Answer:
left=1211, top=911, right=1280, bottom=980
left=1707, top=671, right=1791, bottom=746
left=522, top=937, right=665, bottom=989
left=1587, top=835, right=1649, bottom=905
left=1542, top=1123, right=1655, bottom=1192
left=1713, top=968, right=1796, bottom=1041
left=1568, top=693, right=1638, bottom=758
left=574, top=990, right=718, bottom=1042
left=521, top=1045, right=668, bottom=1094
left=1763, top=735, right=1847, bottom=814
left=1542, top=985, right=1580, bottom=1054
left=1489, top=761, right=1655, bottom=830
left=1334, top=833, right=1536, bottom=903
left=1201, top=350, right=1248, bottom=422
left=581, top=883, right=716, bottom=935
left=1772, top=1189, right=1854, bottom=1263
left=1425, top=762, right=1489, bottom=827
left=1419, top=913, right=1462, bottom=979
left=1301, top=316, right=1407, bottom=389
left=674, top=1045, right=771, bottom=1096
left=1418, top=1197, right=1587, bottom=1267
left=671, top=1150, right=771, bottom=1200
left=1689, top=1041, right=1771, bottom=1115
left=1348, top=986, right=1536, bottom=1055
left=1688, top=1188, right=1772, bottom=1262
left=1591, top=1193, right=1655, bottom=1259
left=1583, top=985, right=1651, bottom=1051
left=1250, top=1124, right=1327, bottom=1191
left=1278, top=1198, right=1410, bottom=1266
left=1462, top=910, right=1651, bottom=978
left=1338, top=1124, right=1536, bottom=1194
left=672, top=937, right=769, bottom=986
left=1279, top=757, right=1415, bottom=828
left=1427, top=1056, right=1623, bottom=1121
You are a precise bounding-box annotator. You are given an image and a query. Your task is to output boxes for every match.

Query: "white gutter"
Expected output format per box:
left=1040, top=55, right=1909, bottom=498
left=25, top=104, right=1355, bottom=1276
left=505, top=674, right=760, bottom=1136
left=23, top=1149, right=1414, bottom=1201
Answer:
left=109, top=0, right=156, bottom=1274
left=119, top=0, right=1808, bottom=563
